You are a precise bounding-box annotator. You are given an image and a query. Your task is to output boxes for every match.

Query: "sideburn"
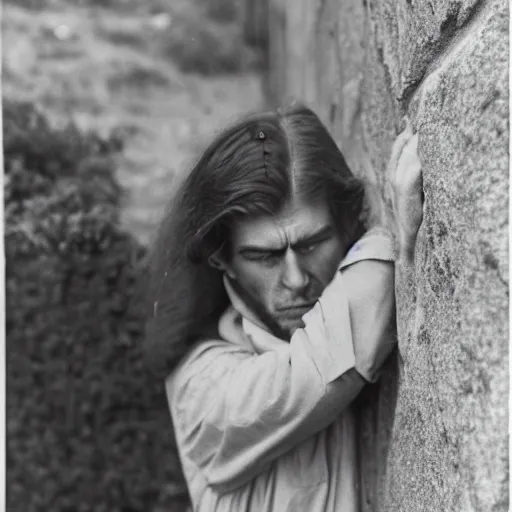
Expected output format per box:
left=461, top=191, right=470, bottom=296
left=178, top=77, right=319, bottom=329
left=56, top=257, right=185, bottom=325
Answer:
left=226, top=276, right=292, bottom=341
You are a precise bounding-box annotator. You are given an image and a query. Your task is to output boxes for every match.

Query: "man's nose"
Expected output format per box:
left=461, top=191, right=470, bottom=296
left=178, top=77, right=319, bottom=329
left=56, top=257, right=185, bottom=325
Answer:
left=281, top=250, right=310, bottom=290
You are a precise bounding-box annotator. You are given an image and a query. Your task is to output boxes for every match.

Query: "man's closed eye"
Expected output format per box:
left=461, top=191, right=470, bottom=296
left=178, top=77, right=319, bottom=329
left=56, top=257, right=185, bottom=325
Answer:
left=242, top=250, right=283, bottom=264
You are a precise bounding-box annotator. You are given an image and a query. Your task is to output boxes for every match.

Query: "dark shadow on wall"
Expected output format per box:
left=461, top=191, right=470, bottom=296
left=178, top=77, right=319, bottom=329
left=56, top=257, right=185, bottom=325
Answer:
left=354, top=350, right=400, bottom=512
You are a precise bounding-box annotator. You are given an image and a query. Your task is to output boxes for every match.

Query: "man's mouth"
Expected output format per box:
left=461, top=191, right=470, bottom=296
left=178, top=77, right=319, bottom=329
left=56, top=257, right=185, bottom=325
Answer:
left=277, top=302, right=317, bottom=315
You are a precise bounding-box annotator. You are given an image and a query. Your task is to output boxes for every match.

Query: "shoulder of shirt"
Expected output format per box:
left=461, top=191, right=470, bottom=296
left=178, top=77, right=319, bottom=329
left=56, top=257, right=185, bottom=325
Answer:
left=165, top=330, right=252, bottom=393
left=165, top=337, right=253, bottom=425
left=339, top=225, right=397, bottom=270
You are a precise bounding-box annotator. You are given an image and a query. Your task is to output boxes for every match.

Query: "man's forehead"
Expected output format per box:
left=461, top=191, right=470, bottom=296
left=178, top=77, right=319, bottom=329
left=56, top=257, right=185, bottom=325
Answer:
left=231, top=200, right=332, bottom=248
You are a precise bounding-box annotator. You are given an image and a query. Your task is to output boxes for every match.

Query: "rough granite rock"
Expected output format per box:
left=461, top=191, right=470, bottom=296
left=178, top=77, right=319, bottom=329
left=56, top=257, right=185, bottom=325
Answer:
left=366, top=0, right=484, bottom=98
left=389, top=3, right=509, bottom=510
left=266, top=0, right=509, bottom=509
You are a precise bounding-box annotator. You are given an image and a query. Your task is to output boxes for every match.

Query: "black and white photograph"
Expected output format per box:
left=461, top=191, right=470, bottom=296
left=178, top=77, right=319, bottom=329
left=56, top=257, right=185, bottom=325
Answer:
left=3, top=0, right=509, bottom=511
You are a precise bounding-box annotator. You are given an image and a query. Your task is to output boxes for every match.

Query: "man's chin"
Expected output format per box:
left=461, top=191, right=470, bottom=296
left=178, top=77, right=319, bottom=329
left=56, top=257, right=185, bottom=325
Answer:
left=275, top=317, right=306, bottom=340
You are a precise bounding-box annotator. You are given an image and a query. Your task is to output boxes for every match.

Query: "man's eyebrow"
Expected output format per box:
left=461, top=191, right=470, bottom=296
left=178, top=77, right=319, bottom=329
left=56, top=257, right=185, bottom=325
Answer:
left=237, top=225, right=333, bottom=254
left=292, top=225, right=333, bottom=248
left=238, top=243, right=286, bottom=255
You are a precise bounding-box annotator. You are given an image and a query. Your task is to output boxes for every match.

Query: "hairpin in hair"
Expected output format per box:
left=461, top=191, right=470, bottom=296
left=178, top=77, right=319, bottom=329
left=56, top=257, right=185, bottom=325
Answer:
left=256, top=129, right=268, bottom=177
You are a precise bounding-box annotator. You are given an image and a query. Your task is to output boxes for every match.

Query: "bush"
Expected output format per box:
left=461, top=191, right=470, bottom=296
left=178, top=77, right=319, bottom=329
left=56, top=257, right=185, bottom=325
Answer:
left=107, top=64, right=170, bottom=93
left=5, top=101, right=189, bottom=512
left=158, top=10, right=261, bottom=76
left=98, top=26, right=148, bottom=50
left=200, top=0, right=239, bottom=23
left=4, top=0, right=45, bottom=9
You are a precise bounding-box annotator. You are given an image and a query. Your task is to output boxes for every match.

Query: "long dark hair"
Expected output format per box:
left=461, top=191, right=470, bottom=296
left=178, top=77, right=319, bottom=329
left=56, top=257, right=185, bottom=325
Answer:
left=144, top=103, right=367, bottom=378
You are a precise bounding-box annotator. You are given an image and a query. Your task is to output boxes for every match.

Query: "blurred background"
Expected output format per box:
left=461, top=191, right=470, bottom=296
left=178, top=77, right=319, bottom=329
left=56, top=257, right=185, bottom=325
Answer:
left=4, top=1, right=268, bottom=511
left=4, top=0, right=268, bottom=243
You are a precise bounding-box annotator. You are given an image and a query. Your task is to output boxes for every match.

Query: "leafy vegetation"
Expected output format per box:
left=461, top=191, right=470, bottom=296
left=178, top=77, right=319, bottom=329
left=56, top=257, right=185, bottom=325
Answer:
left=5, top=101, right=190, bottom=512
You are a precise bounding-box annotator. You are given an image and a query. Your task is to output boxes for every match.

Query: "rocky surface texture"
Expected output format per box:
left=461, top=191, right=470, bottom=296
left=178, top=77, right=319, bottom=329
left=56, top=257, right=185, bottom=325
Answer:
left=267, top=0, right=509, bottom=510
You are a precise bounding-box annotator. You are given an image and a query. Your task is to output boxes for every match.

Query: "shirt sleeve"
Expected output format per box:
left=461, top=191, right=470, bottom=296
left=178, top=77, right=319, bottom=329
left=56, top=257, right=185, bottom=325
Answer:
left=339, top=226, right=397, bottom=382
left=340, top=225, right=396, bottom=270
left=166, top=284, right=365, bottom=494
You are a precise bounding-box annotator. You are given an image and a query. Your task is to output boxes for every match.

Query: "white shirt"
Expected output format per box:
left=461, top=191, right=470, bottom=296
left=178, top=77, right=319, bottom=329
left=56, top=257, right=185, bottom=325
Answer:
left=165, top=227, right=395, bottom=511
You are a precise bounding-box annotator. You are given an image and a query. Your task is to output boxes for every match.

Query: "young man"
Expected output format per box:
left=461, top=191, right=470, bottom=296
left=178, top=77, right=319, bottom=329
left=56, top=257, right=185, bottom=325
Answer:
left=145, top=104, right=423, bottom=511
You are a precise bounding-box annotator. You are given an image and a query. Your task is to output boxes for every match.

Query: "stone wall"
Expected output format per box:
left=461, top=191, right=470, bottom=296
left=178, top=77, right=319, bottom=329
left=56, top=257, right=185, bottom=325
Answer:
left=266, top=1, right=509, bottom=510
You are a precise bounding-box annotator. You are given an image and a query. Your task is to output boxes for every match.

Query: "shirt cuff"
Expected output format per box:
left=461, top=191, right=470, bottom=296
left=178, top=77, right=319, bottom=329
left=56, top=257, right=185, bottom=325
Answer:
left=339, top=227, right=396, bottom=270
left=300, top=272, right=356, bottom=384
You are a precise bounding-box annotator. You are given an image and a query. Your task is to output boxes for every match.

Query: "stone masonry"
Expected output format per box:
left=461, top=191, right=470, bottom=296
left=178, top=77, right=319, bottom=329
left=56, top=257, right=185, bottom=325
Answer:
left=266, top=0, right=509, bottom=510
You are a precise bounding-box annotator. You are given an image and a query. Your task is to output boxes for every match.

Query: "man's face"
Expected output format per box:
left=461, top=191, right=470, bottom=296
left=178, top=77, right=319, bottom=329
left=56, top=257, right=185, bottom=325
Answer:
left=222, top=196, right=345, bottom=338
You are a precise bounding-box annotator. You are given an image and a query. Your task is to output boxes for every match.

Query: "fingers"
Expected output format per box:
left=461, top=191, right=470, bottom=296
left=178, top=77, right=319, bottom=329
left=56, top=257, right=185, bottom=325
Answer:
left=399, top=115, right=413, bottom=137
left=388, top=133, right=409, bottom=172
left=396, top=115, right=411, bottom=134
left=401, top=132, right=419, bottom=162
left=397, top=116, right=414, bottom=145
left=395, top=189, right=424, bottom=265
left=387, top=116, right=415, bottom=179
left=392, top=133, right=422, bottom=190
left=388, top=117, right=424, bottom=266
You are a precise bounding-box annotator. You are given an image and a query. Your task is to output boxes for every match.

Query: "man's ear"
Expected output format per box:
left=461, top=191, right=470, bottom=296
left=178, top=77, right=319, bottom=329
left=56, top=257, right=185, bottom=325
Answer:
left=208, top=248, right=236, bottom=278
left=208, top=253, right=226, bottom=271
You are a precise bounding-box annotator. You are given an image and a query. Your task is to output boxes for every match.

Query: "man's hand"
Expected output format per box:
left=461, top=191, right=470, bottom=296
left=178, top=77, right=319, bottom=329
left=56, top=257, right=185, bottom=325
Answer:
left=388, top=117, right=424, bottom=265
